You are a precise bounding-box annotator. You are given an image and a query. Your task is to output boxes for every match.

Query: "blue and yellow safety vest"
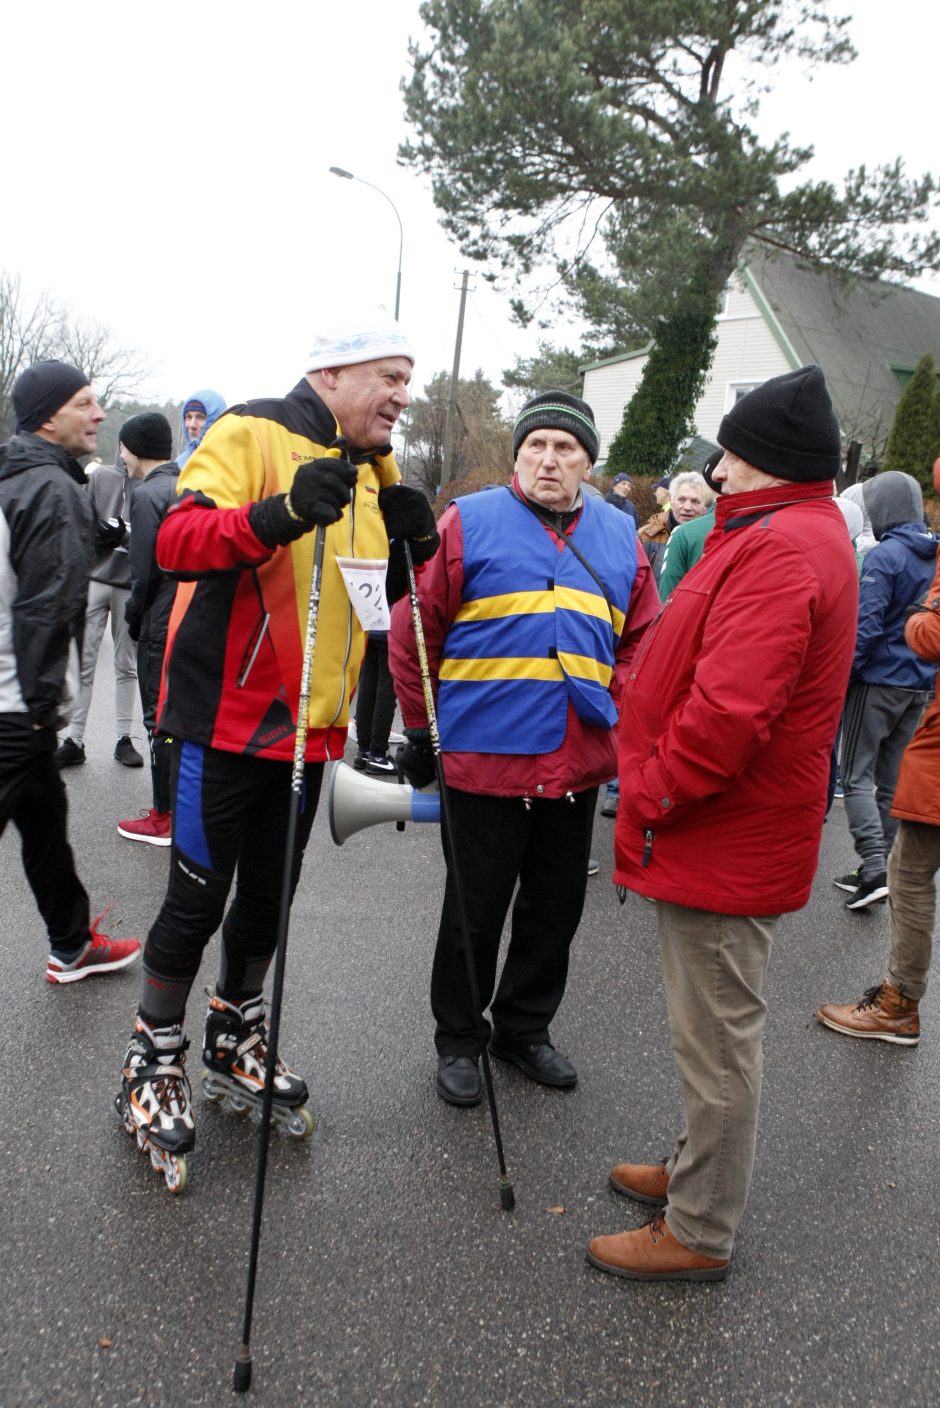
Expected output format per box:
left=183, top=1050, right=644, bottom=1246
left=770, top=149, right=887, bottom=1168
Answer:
left=439, top=490, right=637, bottom=754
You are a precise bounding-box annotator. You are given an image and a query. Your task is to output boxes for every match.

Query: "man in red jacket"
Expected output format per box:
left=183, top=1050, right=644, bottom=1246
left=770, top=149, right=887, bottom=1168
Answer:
left=588, top=366, right=858, bottom=1282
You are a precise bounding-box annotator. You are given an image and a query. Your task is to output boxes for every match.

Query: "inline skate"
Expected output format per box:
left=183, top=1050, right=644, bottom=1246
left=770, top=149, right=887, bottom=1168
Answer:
left=202, top=991, right=314, bottom=1138
left=116, top=1018, right=195, bottom=1193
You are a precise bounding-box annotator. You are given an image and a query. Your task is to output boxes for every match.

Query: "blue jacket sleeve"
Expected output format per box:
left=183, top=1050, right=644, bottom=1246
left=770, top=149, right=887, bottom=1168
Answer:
left=852, top=545, right=894, bottom=677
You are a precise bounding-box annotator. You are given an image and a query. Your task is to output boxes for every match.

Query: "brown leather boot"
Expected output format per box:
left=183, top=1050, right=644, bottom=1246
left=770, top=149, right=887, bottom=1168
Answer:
left=587, top=1215, right=729, bottom=1282
left=609, top=1158, right=670, bottom=1205
left=817, top=982, right=920, bottom=1045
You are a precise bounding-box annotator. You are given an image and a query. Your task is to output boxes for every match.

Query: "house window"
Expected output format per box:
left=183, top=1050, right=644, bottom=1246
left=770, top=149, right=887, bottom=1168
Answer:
left=716, top=284, right=731, bottom=317
left=726, top=381, right=763, bottom=409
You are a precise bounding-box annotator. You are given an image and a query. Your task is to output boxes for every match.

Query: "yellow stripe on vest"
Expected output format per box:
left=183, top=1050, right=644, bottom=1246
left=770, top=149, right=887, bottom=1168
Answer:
left=556, top=652, right=613, bottom=687
left=554, top=584, right=625, bottom=636
left=454, top=590, right=555, bottom=623
left=439, top=656, right=565, bottom=682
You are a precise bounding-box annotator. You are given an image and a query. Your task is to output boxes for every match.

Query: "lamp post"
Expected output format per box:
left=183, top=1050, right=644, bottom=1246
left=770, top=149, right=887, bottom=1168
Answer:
left=328, top=166, right=403, bottom=321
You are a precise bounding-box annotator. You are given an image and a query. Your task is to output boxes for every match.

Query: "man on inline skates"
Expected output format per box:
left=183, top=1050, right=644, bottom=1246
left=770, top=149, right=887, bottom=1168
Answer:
left=115, top=311, right=439, bottom=1191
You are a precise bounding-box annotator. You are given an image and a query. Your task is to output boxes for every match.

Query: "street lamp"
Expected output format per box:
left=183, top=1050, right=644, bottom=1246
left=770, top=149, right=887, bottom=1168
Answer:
left=328, top=166, right=403, bottom=321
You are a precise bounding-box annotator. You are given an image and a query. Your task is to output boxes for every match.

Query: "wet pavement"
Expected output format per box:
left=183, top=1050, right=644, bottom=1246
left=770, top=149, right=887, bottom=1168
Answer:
left=2, top=637, right=938, bottom=1406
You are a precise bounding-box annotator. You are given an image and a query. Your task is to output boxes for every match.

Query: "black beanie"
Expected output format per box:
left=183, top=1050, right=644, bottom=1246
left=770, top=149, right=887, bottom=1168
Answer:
left=717, top=365, right=841, bottom=481
left=12, top=360, right=90, bottom=432
left=120, top=412, right=173, bottom=462
left=512, top=390, right=599, bottom=464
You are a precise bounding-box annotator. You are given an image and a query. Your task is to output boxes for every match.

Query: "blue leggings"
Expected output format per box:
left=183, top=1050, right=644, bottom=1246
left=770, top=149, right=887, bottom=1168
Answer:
left=139, top=740, right=323, bottom=1025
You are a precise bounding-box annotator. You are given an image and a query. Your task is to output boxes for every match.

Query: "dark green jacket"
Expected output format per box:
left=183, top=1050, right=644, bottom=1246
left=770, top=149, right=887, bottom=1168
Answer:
left=659, top=504, right=715, bottom=601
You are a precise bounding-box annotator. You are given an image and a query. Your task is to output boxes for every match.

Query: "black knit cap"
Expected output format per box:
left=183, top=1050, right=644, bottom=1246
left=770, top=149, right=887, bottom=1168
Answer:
left=717, top=365, right=841, bottom=482
left=120, top=412, right=173, bottom=462
left=512, top=390, right=599, bottom=464
left=12, top=360, right=90, bottom=432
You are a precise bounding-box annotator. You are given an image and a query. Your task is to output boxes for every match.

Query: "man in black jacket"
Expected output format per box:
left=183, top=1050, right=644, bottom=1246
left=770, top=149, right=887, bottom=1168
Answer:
left=115, top=412, right=179, bottom=846
left=0, top=360, right=140, bottom=982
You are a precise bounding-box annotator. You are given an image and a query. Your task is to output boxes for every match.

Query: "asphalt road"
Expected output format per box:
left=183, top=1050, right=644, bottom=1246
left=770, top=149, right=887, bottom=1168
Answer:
left=2, top=636, right=938, bottom=1408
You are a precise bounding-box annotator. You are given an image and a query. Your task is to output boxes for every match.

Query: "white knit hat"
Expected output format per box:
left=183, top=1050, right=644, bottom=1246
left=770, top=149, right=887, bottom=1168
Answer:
left=306, top=307, right=416, bottom=372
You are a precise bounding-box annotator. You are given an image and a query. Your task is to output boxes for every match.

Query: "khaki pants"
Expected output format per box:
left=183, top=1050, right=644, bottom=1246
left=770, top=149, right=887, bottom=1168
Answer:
left=886, top=820, right=940, bottom=1001
left=656, top=901, right=778, bottom=1260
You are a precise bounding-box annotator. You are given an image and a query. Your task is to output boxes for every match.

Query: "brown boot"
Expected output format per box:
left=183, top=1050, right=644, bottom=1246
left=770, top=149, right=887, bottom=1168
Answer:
left=817, top=982, right=920, bottom=1045
left=587, top=1215, right=729, bottom=1282
left=609, top=1158, right=670, bottom=1205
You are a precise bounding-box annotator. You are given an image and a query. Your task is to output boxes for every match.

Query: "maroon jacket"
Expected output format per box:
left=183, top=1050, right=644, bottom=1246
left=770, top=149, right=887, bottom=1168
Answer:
left=614, top=479, right=858, bottom=915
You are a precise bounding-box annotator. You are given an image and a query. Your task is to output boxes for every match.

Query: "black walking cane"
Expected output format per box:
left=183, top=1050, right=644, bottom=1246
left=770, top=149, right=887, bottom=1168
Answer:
left=232, top=472, right=335, bottom=1392
left=403, top=541, right=515, bottom=1213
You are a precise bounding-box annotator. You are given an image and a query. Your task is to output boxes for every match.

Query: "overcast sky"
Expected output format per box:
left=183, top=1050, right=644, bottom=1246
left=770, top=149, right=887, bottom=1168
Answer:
left=2, top=1, right=936, bottom=409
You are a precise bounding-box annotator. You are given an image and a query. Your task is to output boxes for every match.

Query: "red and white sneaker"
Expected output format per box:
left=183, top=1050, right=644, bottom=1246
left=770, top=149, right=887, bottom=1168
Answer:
left=118, top=808, right=171, bottom=846
left=46, top=911, right=141, bottom=985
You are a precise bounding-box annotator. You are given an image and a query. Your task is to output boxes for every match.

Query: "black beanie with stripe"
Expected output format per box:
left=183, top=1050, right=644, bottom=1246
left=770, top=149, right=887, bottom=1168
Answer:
left=512, top=390, right=600, bottom=464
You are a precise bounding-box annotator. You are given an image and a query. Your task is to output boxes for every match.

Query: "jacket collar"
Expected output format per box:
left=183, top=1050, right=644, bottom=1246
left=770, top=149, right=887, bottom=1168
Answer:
left=0, top=431, right=86, bottom=486
left=716, top=478, right=836, bottom=532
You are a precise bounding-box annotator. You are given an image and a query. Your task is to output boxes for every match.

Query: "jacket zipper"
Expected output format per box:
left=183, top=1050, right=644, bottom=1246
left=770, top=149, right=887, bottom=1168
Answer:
left=323, top=475, right=358, bottom=756
left=237, top=612, right=271, bottom=688
left=642, top=829, right=654, bottom=868
left=237, top=571, right=271, bottom=688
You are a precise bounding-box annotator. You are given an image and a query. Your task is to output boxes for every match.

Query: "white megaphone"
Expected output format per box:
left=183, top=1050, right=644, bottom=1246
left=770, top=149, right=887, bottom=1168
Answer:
left=327, top=760, right=441, bottom=846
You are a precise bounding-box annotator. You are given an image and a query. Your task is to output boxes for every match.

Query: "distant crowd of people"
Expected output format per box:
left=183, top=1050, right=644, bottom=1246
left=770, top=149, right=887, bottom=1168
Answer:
left=1, top=335, right=938, bottom=1280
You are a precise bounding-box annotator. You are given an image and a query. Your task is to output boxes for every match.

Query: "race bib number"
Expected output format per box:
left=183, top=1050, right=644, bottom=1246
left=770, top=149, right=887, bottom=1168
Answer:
left=335, top=557, right=390, bottom=632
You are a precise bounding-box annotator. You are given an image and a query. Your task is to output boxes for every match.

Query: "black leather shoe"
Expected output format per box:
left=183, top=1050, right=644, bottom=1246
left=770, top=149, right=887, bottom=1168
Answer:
left=436, top=1055, right=482, bottom=1106
left=488, top=1038, right=577, bottom=1088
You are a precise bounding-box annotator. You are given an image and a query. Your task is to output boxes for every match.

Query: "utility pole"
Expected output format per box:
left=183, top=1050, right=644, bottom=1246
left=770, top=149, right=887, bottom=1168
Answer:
left=441, top=270, right=470, bottom=492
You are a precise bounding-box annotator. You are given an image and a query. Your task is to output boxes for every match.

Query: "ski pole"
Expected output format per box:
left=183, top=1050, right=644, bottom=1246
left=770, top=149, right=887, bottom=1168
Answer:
left=403, top=540, right=515, bottom=1213
left=233, top=451, right=340, bottom=1391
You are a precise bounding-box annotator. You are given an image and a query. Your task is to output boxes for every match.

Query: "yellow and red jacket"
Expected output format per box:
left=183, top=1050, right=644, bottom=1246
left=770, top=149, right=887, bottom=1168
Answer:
left=155, top=379, right=399, bottom=762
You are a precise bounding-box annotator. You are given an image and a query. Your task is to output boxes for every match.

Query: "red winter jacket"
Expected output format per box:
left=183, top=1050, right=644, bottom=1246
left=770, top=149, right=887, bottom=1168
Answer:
left=614, top=480, right=858, bottom=915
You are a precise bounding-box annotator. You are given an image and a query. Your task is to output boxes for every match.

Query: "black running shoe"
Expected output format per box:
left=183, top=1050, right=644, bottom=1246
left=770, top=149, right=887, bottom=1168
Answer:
left=114, top=735, right=144, bottom=767
left=364, top=752, right=397, bottom=776
left=845, top=872, right=888, bottom=910
left=833, top=869, right=861, bottom=893
left=54, top=737, right=85, bottom=768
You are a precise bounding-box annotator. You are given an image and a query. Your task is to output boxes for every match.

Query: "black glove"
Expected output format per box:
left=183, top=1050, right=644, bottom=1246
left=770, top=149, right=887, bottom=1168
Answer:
left=249, top=458, right=358, bottom=548
left=385, top=538, right=410, bottom=605
left=292, top=457, right=358, bottom=523
left=378, top=485, right=440, bottom=565
left=95, top=517, right=127, bottom=551
left=396, top=735, right=437, bottom=790
left=124, top=601, right=142, bottom=642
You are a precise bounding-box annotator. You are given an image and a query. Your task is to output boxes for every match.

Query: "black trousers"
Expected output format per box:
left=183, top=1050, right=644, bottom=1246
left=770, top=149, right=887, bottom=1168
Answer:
left=0, top=717, right=89, bottom=952
left=137, top=629, right=171, bottom=813
left=140, top=740, right=323, bottom=1024
left=354, top=634, right=397, bottom=756
left=431, top=786, right=597, bottom=1056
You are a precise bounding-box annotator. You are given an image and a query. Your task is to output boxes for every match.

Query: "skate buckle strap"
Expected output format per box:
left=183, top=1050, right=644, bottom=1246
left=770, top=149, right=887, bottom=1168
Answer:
left=236, top=1030, right=264, bottom=1060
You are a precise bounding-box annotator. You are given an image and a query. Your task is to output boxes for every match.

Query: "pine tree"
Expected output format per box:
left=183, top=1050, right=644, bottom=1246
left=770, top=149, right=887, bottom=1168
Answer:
left=606, top=313, right=718, bottom=477
left=884, top=354, right=940, bottom=492
left=402, top=1, right=939, bottom=468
